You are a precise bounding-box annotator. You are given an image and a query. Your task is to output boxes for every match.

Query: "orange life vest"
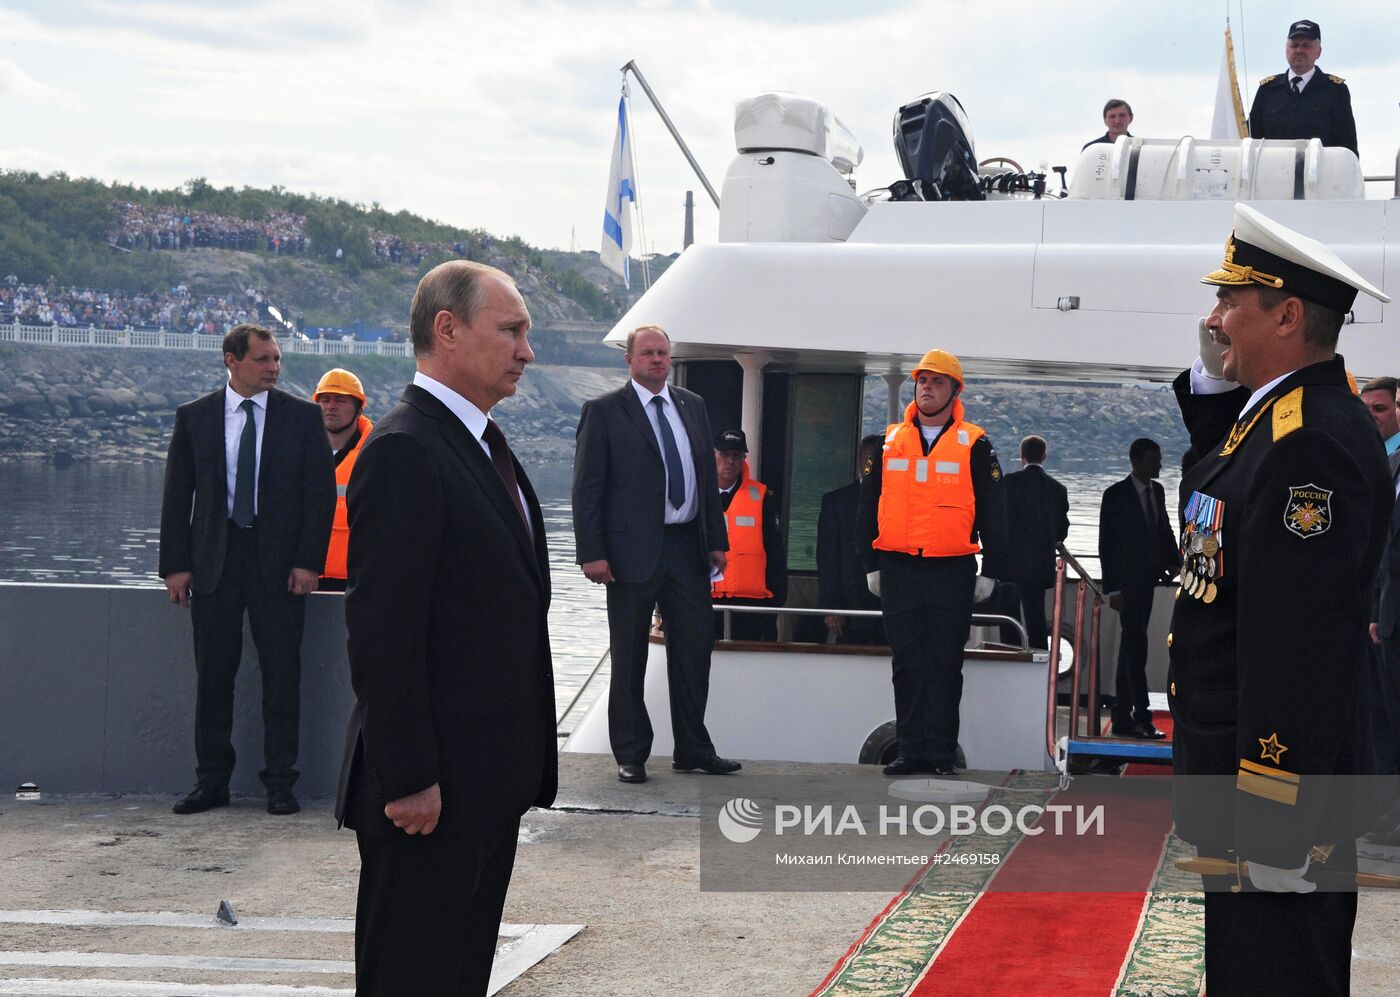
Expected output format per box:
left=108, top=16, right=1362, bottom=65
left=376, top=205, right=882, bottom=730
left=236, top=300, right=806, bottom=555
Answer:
left=322, top=414, right=373, bottom=581
left=713, top=464, right=771, bottom=600
left=873, top=399, right=983, bottom=557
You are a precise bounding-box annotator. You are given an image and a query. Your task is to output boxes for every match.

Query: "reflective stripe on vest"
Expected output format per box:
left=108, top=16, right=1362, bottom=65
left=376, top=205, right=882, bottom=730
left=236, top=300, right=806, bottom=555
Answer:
left=713, top=478, right=771, bottom=599
left=873, top=401, right=983, bottom=558
left=323, top=414, right=373, bottom=581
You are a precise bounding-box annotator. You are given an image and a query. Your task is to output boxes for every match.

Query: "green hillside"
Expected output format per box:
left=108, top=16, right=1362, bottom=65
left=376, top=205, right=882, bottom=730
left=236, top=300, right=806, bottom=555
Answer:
left=0, top=169, right=674, bottom=331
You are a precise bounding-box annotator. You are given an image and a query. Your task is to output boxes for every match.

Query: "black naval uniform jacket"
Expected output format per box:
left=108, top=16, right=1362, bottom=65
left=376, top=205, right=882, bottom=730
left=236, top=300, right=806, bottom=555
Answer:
left=1247, top=69, right=1358, bottom=157
left=1168, top=357, right=1391, bottom=867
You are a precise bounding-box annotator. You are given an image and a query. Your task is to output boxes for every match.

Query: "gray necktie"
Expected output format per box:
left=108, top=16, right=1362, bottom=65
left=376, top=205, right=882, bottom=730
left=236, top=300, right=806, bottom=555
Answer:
left=651, top=396, right=686, bottom=511
left=232, top=399, right=256, bottom=527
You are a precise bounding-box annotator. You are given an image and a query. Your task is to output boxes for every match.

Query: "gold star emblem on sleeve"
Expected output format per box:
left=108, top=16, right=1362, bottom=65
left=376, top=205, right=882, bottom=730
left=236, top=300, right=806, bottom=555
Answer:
left=1258, top=732, right=1288, bottom=764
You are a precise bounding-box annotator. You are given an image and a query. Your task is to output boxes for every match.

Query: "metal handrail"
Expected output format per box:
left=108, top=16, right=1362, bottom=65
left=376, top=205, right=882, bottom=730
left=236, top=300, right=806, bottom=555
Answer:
left=556, top=647, right=611, bottom=732
left=712, top=603, right=1029, bottom=651
left=1045, top=546, right=1107, bottom=762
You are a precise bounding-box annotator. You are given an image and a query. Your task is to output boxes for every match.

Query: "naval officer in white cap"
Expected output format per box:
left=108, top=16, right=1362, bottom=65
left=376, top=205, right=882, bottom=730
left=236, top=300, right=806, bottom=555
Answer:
left=1169, top=203, right=1392, bottom=995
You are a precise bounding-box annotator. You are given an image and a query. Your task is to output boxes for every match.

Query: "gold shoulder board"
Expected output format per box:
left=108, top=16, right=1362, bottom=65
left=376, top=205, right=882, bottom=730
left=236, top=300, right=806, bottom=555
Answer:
left=1327, top=74, right=1346, bottom=84
left=1272, top=386, right=1305, bottom=441
left=1258, top=74, right=1278, bottom=86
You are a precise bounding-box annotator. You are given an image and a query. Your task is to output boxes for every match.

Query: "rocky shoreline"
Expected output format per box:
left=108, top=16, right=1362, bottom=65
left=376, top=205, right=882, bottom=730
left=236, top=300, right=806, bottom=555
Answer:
left=0, top=342, right=1191, bottom=467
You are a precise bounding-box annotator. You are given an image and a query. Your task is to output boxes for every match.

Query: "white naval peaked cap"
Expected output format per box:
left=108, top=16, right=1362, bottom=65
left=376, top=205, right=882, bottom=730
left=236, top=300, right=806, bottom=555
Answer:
left=1201, top=203, right=1390, bottom=312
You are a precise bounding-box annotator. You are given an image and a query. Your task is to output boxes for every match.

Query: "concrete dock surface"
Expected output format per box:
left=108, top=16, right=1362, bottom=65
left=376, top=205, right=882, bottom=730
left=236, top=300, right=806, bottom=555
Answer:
left=2, top=753, right=1399, bottom=995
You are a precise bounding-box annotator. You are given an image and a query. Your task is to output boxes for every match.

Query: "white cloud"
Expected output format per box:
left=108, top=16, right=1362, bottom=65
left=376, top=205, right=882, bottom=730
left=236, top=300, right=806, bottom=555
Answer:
left=0, top=0, right=1396, bottom=250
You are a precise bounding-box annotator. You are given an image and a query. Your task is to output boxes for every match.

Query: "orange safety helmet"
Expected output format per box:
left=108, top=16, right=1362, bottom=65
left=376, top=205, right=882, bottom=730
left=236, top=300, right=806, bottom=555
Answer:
left=314, top=368, right=366, bottom=405
left=910, top=349, right=964, bottom=385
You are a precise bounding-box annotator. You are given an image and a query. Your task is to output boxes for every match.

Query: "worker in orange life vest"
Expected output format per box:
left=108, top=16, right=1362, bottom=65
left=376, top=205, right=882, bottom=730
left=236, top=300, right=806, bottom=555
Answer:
left=314, top=368, right=373, bottom=592
left=855, top=349, right=1009, bottom=776
left=712, top=428, right=787, bottom=641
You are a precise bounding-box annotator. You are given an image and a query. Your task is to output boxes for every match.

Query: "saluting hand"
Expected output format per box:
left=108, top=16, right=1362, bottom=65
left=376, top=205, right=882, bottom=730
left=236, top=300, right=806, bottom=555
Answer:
left=385, top=782, right=441, bottom=836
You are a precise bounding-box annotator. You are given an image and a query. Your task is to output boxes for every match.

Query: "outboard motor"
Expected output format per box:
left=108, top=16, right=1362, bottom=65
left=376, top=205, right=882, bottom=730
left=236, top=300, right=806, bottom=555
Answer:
left=892, top=92, right=984, bottom=201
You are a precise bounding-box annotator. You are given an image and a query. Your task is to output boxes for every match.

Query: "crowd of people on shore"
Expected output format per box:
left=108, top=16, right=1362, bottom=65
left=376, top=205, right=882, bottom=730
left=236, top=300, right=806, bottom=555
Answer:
left=0, top=277, right=266, bottom=335
left=110, top=203, right=310, bottom=254
left=106, top=201, right=495, bottom=270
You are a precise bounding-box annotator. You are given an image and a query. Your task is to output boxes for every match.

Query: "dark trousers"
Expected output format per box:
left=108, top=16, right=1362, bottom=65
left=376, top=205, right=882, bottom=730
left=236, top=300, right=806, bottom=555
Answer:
left=1015, top=583, right=1049, bottom=649
left=354, top=820, right=520, bottom=996
left=1372, top=635, right=1400, bottom=776
left=188, top=522, right=303, bottom=791
left=1111, top=582, right=1155, bottom=727
left=1200, top=839, right=1356, bottom=996
left=606, top=521, right=717, bottom=764
left=879, top=552, right=975, bottom=765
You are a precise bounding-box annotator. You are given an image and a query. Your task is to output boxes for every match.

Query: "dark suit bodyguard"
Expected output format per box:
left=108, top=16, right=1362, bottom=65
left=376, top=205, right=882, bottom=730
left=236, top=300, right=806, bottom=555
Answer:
left=1098, top=437, right=1179, bottom=739
left=337, top=261, right=557, bottom=995
left=572, top=325, right=740, bottom=784
left=159, top=323, right=335, bottom=816
left=1170, top=203, right=1391, bottom=995
left=1002, top=435, right=1069, bottom=650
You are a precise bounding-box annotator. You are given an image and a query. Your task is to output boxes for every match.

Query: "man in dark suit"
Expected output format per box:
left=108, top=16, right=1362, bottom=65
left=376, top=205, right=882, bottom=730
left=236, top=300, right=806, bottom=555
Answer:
left=1001, top=435, right=1070, bottom=649
left=159, top=323, right=335, bottom=816
left=336, top=261, right=557, bottom=995
left=572, top=325, right=739, bottom=784
left=1170, top=202, right=1391, bottom=995
left=1247, top=19, right=1358, bottom=157
left=1367, top=416, right=1400, bottom=844
left=1098, top=437, right=1179, bottom=739
left=817, top=435, right=885, bottom=645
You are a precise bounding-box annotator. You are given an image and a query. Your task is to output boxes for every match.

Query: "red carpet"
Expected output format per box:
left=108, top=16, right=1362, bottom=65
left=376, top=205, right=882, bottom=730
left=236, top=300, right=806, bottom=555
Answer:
left=907, top=784, right=1174, bottom=995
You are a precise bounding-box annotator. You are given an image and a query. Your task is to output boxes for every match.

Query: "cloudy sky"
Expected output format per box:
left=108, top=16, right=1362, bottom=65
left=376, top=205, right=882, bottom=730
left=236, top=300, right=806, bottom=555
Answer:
left=2, top=1, right=1397, bottom=254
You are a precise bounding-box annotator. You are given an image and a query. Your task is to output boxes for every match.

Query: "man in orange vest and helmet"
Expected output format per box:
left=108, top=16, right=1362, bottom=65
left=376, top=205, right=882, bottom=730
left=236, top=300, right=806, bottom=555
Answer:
left=856, top=349, right=1009, bottom=776
left=712, top=428, right=787, bottom=641
left=314, top=367, right=373, bottom=592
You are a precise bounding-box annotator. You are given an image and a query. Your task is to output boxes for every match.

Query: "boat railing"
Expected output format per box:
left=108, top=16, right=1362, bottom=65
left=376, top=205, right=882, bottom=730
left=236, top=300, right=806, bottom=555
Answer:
left=712, top=603, right=1029, bottom=651
left=1046, top=542, right=1172, bottom=785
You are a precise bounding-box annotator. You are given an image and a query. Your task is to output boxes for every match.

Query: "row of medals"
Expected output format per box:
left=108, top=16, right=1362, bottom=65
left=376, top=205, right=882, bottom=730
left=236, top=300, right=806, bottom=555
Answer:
left=1181, top=532, right=1220, bottom=604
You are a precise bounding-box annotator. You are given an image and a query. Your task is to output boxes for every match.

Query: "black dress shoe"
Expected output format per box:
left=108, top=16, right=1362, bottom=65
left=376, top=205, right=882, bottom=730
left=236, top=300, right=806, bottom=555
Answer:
left=266, top=787, right=300, bottom=815
left=881, top=755, right=934, bottom=776
left=172, top=787, right=229, bottom=815
left=617, top=763, right=647, bottom=784
left=930, top=763, right=959, bottom=776
left=1132, top=722, right=1167, bottom=740
left=672, top=755, right=742, bottom=774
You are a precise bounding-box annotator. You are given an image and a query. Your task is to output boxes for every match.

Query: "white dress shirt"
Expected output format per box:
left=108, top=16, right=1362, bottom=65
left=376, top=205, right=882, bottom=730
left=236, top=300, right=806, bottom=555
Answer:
left=1288, top=66, right=1317, bottom=93
left=630, top=379, right=698, bottom=524
left=224, top=385, right=267, bottom=518
left=414, top=372, right=531, bottom=537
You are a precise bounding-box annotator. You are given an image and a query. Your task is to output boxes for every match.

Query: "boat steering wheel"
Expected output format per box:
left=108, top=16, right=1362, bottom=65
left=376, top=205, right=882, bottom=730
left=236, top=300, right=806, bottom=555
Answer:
left=979, top=156, right=1024, bottom=173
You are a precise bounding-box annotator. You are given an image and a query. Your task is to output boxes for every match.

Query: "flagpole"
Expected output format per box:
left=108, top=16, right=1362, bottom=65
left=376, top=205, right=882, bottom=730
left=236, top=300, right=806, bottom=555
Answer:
left=621, top=60, right=720, bottom=209
left=1225, top=20, right=1247, bottom=137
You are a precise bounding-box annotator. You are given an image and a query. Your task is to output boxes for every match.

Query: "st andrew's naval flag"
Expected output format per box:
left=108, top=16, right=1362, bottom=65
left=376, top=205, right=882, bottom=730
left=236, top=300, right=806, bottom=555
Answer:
left=602, top=91, right=637, bottom=288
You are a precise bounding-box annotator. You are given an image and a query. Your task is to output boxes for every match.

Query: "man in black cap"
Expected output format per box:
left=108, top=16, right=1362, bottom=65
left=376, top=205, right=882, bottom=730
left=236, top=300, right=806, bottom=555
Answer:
left=1171, top=203, right=1391, bottom=995
left=1247, top=19, right=1358, bottom=156
left=712, top=428, right=787, bottom=641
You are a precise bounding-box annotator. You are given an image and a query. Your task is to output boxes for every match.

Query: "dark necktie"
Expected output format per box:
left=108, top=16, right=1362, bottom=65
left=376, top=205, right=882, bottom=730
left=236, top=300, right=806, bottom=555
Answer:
left=651, top=395, right=686, bottom=511
left=231, top=398, right=257, bottom=527
left=1141, top=485, right=1156, bottom=531
left=1291, top=76, right=1302, bottom=94
left=482, top=418, right=529, bottom=531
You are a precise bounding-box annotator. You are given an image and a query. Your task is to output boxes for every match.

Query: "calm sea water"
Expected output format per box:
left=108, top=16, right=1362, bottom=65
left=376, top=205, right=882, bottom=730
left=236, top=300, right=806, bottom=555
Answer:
left=0, top=459, right=1179, bottom=719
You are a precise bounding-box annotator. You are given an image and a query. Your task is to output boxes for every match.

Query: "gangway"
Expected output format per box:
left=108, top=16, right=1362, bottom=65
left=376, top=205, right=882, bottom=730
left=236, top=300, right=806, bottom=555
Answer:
left=1047, top=544, right=1173, bottom=787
